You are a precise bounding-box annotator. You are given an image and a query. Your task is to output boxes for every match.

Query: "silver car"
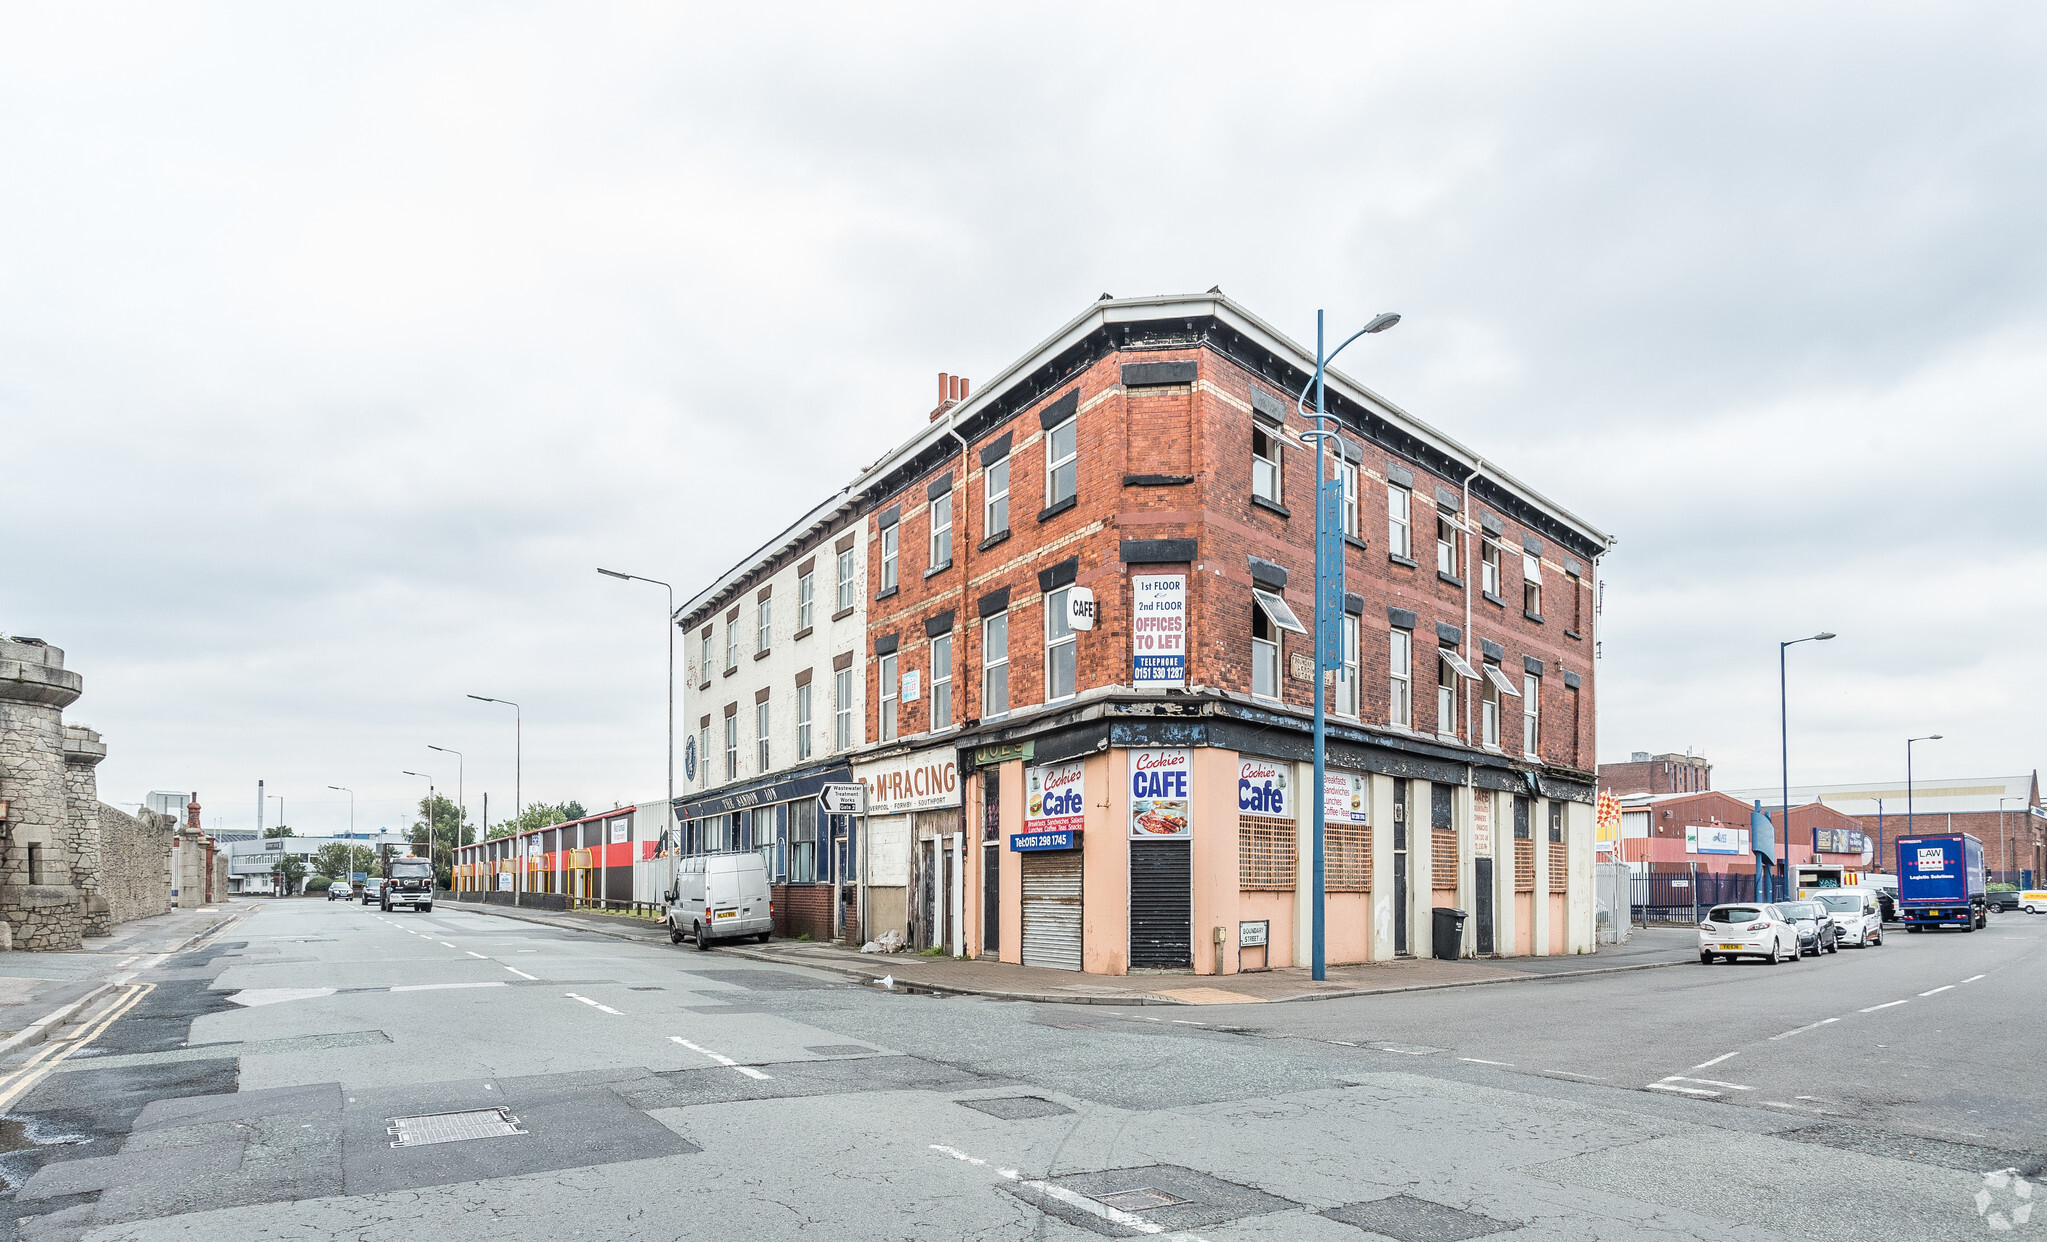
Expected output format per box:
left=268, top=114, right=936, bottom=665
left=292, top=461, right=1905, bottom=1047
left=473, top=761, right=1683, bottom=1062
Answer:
left=1813, top=889, right=1884, bottom=947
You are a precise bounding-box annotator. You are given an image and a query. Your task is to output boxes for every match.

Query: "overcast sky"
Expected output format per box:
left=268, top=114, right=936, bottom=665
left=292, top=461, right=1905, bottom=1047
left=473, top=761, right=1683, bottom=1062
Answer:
left=6, top=3, right=2043, bottom=835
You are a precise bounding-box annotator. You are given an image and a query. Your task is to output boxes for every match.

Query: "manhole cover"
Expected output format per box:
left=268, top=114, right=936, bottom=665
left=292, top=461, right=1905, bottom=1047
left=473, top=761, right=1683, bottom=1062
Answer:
left=1094, top=1187, right=1189, bottom=1212
left=1323, top=1194, right=1512, bottom=1240
left=805, top=1044, right=876, bottom=1057
left=387, top=1108, right=528, bottom=1148
left=959, top=1096, right=1073, bottom=1119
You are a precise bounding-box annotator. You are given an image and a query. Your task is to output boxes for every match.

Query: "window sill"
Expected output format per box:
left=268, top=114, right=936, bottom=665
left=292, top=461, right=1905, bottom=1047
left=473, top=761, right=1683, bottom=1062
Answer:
left=1524, top=611, right=1545, bottom=624
left=723, top=666, right=737, bottom=678
left=978, top=530, right=1011, bottom=553
left=1564, top=629, right=1582, bottom=641
left=754, top=649, right=771, bottom=661
left=832, top=606, right=855, bottom=622
left=1037, top=495, right=1078, bottom=523
left=1124, top=473, right=1194, bottom=487
left=1437, top=572, right=1464, bottom=588
left=1252, top=495, right=1291, bottom=519
left=793, top=626, right=813, bottom=643
left=924, top=560, right=952, bottom=579
left=875, top=586, right=899, bottom=602
left=698, top=681, right=710, bottom=692
left=1388, top=553, right=1418, bottom=569
left=1482, top=591, right=1507, bottom=609
left=1344, top=535, right=1368, bottom=551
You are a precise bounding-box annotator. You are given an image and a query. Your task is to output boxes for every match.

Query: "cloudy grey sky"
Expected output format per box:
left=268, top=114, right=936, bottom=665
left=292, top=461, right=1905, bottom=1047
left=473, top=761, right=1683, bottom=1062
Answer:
left=6, top=3, right=2043, bottom=835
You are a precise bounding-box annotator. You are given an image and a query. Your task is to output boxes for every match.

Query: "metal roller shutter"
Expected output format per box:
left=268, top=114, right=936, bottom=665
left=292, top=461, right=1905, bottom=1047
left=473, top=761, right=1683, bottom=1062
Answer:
left=1129, top=841, right=1191, bottom=968
left=1021, top=851, right=1083, bottom=971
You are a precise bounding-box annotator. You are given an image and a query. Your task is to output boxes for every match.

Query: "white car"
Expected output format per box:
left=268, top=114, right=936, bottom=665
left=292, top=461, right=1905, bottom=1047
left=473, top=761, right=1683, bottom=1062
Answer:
left=1699, top=903, right=1800, bottom=964
left=1812, top=889, right=1883, bottom=947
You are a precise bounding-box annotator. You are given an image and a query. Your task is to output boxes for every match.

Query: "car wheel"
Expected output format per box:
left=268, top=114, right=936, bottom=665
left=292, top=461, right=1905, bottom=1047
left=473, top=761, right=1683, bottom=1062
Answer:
left=1767, top=941, right=1780, bottom=965
left=668, top=921, right=685, bottom=945
left=756, top=932, right=771, bottom=944
left=2026, top=905, right=2038, bottom=915
left=693, top=921, right=710, bottom=951
left=1827, top=937, right=1838, bottom=954
left=1700, top=951, right=1715, bottom=965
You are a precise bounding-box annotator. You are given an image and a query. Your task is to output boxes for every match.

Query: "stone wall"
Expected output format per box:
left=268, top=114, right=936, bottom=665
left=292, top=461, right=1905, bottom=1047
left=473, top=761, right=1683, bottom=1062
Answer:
left=98, top=804, right=174, bottom=926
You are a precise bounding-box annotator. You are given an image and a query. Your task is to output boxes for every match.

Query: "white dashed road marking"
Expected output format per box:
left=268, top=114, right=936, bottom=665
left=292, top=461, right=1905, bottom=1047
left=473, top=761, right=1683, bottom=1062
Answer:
left=1860, top=999, right=1910, bottom=1012
left=566, top=992, right=624, bottom=1015
left=1962, top=974, right=1986, bottom=983
left=466, top=952, right=487, bottom=959
left=670, top=1035, right=771, bottom=1080
left=390, top=982, right=508, bottom=993
left=504, top=967, right=537, bottom=980
left=1693, top=1051, right=1741, bottom=1068
left=929, top=1145, right=1211, bottom=1240
left=1462, top=1058, right=1513, bottom=1067
left=1919, top=985, right=1954, bottom=997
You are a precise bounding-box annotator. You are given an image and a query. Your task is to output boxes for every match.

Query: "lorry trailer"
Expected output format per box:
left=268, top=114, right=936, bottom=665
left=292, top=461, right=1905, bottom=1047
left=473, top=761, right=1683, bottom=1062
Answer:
left=1895, top=834, right=1986, bottom=931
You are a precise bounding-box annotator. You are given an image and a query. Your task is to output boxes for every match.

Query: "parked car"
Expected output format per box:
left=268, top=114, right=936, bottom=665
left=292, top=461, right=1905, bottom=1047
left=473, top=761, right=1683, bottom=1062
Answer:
left=1778, top=900, right=1839, bottom=956
left=2020, top=890, right=2047, bottom=914
left=326, top=881, right=353, bottom=902
left=1700, top=903, right=1800, bottom=964
left=360, top=878, right=383, bottom=904
left=1986, top=889, right=2021, bottom=912
left=1812, top=889, right=1884, bottom=947
left=665, top=852, right=772, bottom=949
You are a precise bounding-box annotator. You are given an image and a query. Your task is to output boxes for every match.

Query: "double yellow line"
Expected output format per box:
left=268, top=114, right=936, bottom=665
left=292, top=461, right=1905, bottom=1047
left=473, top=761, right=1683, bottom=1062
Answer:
left=0, top=982, right=155, bottom=1114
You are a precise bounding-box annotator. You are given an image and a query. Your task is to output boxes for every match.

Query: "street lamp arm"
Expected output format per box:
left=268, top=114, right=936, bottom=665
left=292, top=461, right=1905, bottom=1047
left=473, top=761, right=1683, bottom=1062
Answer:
left=1294, top=315, right=1400, bottom=425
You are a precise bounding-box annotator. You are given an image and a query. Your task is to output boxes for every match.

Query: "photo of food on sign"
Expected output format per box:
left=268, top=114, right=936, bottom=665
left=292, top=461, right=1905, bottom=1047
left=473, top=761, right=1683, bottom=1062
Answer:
left=1129, top=748, right=1192, bottom=839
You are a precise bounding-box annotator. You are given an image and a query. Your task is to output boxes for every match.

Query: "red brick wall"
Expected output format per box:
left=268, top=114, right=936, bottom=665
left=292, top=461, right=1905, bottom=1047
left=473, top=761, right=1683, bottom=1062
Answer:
left=772, top=882, right=834, bottom=940
left=860, top=345, right=1597, bottom=773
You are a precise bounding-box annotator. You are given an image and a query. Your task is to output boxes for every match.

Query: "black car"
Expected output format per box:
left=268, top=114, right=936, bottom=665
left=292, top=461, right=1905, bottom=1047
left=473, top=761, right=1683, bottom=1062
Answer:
left=1987, top=890, right=2021, bottom=912
left=1780, top=901, right=1840, bottom=957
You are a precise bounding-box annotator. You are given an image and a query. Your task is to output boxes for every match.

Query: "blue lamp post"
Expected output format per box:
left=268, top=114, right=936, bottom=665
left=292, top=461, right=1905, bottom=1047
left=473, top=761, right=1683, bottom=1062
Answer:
left=1296, top=308, right=1400, bottom=981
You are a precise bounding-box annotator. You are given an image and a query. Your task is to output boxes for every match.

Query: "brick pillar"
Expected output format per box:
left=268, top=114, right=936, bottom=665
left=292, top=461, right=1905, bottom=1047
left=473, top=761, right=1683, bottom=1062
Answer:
left=64, top=724, right=112, bottom=936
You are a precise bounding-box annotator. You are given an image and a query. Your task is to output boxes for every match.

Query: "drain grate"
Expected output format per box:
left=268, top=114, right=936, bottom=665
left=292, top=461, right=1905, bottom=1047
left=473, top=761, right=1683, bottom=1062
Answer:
left=1094, top=1187, right=1190, bottom=1212
left=387, top=1108, right=527, bottom=1148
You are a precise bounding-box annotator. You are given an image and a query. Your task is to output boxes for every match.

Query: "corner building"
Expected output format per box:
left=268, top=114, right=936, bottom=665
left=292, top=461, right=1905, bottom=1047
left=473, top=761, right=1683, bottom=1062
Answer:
left=852, top=293, right=1614, bottom=974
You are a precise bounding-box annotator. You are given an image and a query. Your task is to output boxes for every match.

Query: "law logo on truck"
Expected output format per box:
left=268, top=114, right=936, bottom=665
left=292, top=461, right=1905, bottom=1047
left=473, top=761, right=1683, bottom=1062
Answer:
left=1917, top=847, right=1946, bottom=868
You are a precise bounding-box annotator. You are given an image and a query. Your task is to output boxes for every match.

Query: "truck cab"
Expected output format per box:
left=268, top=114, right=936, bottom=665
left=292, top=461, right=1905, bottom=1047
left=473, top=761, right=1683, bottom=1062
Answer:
left=382, top=856, right=436, bottom=913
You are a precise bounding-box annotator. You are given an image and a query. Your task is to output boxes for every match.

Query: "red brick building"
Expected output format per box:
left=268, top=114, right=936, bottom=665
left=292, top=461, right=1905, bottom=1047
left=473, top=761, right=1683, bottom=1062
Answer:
left=847, top=292, right=1613, bottom=973
left=1600, top=751, right=1712, bottom=797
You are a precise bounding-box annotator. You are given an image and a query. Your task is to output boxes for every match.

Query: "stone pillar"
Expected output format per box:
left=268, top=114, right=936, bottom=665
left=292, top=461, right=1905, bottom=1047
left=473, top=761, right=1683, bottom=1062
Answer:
left=63, top=725, right=112, bottom=936
left=0, top=638, right=88, bottom=951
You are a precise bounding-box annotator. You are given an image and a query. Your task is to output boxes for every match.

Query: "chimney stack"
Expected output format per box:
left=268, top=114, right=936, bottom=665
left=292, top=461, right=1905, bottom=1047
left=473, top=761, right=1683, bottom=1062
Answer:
left=930, top=372, right=972, bottom=422
left=187, top=793, right=202, bottom=833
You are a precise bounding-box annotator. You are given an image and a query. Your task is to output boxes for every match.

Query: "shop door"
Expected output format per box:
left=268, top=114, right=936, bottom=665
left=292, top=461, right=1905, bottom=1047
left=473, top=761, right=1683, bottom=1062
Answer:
left=1021, top=851, right=1083, bottom=971
left=982, top=845, right=1000, bottom=957
left=1393, top=782, right=1410, bottom=956
left=1129, top=840, right=1191, bottom=968
left=1475, top=858, right=1495, bottom=955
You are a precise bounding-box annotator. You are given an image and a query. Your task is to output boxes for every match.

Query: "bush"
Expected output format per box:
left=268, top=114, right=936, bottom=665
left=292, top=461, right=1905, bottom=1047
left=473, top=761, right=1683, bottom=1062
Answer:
left=307, top=876, right=333, bottom=893
left=1989, top=883, right=2018, bottom=892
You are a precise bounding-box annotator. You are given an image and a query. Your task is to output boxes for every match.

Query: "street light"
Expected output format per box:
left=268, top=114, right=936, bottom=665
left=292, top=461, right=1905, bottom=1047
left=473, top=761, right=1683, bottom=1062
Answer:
left=1295, top=308, right=1400, bottom=982
left=1777, top=632, right=1835, bottom=903
left=597, top=568, right=676, bottom=853
left=1906, top=735, right=1942, bottom=841
left=428, top=745, right=464, bottom=849
left=1999, top=796, right=2021, bottom=882
left=328, top=785, right=354, bottom=836
left=402, top=771, right=435, bottom=878
left=467, top=696, right=521, bottom=831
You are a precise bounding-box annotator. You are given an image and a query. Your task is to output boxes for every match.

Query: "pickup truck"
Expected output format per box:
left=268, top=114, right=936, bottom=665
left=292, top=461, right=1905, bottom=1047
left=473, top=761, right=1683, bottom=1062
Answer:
left=1896, top=834, right=1987, bottom=931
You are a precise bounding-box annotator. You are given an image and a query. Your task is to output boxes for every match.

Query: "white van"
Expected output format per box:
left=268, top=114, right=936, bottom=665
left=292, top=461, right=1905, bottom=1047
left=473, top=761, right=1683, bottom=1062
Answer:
left=666, top=852, right=772, bottom=949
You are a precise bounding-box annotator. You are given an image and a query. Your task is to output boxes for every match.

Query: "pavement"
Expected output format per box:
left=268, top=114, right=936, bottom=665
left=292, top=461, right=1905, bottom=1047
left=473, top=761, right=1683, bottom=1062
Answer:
left=0, top=896, right=2039, bottom=1241
left=0, top=905, right=241, bottom=1055
left=444, top=893, right=1700, bottom=1004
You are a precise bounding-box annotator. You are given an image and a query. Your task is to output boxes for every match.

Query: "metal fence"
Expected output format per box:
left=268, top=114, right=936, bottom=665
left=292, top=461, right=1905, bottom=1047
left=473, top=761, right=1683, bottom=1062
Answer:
left=1630, top=868, right=1759, bottom=925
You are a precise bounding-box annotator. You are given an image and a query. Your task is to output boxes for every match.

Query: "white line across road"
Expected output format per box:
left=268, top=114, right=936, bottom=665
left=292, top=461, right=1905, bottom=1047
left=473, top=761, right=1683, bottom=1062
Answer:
left=929, top=1145, right=1211, bottom=1242
left=390, top=982, right=508, bottom=993
left=669, top=1035, right=771, bottom=1080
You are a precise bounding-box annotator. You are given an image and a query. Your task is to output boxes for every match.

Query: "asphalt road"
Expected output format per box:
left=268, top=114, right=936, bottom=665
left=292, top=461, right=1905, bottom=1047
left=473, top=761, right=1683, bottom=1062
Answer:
left=2, top=898, right=2040, bottom=1242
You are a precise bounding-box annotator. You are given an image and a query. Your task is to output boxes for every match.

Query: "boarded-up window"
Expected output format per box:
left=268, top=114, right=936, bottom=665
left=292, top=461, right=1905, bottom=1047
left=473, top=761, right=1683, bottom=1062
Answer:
left=1239, top=816, right=1296, bottom=890
left=1125, top=390, right=1192, bottom=476
left=1328, top=822, right=1371, bottom=892
left=1516, top=838, right=1536, bottom=892
left=1431, top=828, right=1458, bottom=889
left=1549, top=841, right=1567, bottom=893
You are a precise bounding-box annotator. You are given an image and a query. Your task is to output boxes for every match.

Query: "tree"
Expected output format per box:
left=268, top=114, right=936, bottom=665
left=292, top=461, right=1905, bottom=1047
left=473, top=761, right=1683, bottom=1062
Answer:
left=264, top=825, right=295, bottom=839
left=275, top=854, right=307, bottom=894
left=313, top=842, right=377, bottom=879
left=486, top=801, right=588, bottom=840
left=411, top=794, right=476, bottom=890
